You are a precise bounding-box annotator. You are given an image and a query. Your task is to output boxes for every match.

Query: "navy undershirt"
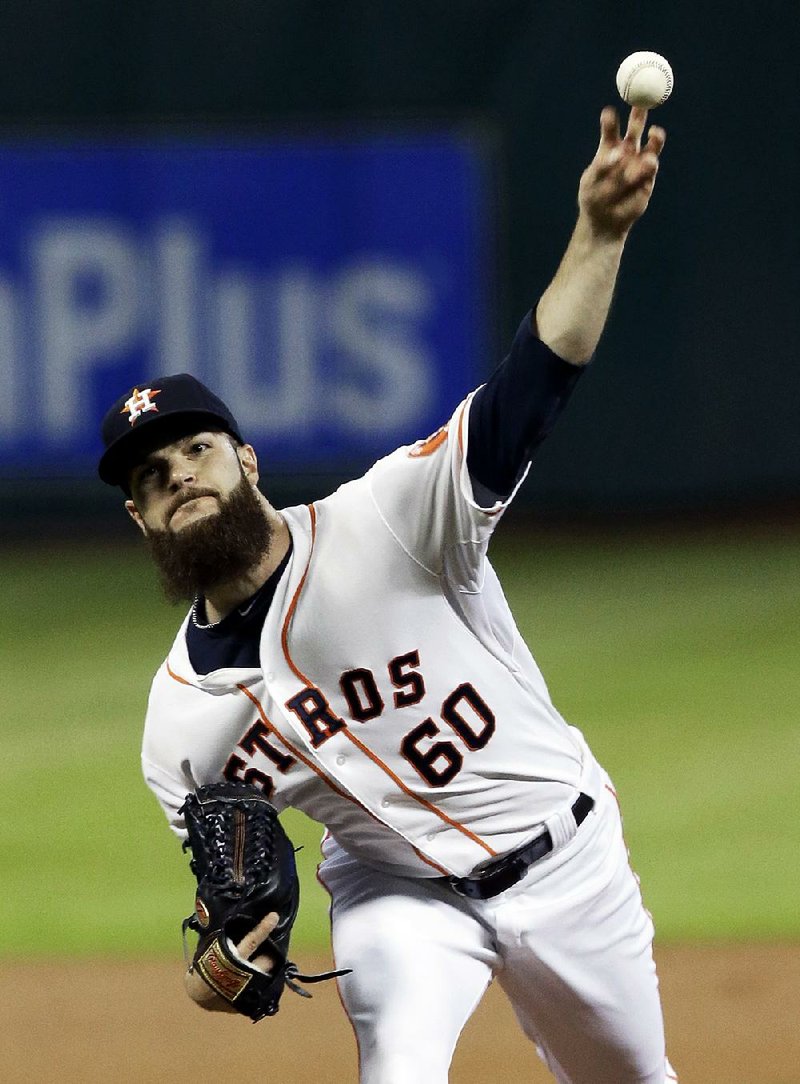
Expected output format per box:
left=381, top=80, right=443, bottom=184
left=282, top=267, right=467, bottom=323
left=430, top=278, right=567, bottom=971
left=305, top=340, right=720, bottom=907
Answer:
left=186, top=546, right=293, bottom=673
left=467, top=312, right=586, bottom=500
left=186, top=312, right=586, bottom=674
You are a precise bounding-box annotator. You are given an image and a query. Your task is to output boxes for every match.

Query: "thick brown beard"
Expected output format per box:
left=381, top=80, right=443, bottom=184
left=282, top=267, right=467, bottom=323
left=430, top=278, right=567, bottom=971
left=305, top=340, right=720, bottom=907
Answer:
left=144, top=475, right=272, bottom=605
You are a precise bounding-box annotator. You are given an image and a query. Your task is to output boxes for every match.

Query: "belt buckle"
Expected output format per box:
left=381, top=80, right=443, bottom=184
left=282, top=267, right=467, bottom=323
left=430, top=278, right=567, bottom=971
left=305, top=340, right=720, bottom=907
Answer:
left=447, top=796, right=594, bottom=901
left=448, top=855, right=516, bottom=901
left=447, top=874, right=478, bottom=899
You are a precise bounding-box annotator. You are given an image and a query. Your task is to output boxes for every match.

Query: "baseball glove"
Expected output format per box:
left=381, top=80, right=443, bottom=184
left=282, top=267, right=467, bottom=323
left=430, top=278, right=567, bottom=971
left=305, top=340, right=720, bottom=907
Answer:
left=179, top=781, right=348, bottom=1021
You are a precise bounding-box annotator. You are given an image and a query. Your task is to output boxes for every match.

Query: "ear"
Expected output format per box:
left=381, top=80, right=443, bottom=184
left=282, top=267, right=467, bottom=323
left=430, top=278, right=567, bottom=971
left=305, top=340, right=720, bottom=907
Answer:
left=125, top=500, right=148, bottom=535
left=237, top=442, right=259, bottom=485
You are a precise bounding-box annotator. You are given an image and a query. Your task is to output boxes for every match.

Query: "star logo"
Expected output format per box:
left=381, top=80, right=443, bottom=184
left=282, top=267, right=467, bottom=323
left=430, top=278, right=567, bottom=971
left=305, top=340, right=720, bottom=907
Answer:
left=121, top=387, right=161, bottom=426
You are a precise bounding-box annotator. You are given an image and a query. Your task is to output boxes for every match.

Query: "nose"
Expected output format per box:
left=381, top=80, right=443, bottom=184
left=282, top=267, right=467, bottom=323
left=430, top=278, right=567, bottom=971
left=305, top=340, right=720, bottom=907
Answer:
left=167, top=454, right=197, bottom=491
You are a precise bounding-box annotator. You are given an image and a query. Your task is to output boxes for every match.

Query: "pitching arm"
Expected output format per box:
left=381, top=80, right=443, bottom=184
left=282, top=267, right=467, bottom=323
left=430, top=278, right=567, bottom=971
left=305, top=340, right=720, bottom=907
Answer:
left=535, top=106, right=665, bottom=364
left=467, top=106, right=666, bottom=503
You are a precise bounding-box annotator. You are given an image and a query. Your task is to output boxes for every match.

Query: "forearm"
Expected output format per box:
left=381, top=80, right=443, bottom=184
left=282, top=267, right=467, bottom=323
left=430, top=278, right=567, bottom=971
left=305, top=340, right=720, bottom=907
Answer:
left=534, top=213, right=626, bottom=366
left=535, top=105, right=664, bottom=365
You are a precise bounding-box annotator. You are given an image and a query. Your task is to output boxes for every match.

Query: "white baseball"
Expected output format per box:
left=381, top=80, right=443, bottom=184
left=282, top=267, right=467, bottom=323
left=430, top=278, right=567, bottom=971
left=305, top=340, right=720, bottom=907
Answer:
left=615, top=51, right=674, bottom=109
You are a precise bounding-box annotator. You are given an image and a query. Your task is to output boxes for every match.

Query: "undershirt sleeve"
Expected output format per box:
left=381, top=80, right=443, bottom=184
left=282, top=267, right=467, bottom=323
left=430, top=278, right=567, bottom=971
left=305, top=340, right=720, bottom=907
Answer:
left=467, top=311, right=588, bottom=501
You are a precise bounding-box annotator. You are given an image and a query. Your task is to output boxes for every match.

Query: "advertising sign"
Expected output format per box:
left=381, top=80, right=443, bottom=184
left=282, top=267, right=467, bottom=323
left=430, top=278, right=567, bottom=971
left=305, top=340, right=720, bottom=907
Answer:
left=0, top=135, right=490, bottom=477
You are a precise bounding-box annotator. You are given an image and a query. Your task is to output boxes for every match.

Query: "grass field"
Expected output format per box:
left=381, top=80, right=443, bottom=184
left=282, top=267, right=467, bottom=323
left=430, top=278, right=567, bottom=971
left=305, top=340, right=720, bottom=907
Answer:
left=3, top=524, right=799, bottom=957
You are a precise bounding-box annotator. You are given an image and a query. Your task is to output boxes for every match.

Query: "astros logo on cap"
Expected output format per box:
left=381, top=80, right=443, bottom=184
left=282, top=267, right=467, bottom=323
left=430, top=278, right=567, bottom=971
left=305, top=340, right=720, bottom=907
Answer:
left=121, top=387, right=161, bottom=426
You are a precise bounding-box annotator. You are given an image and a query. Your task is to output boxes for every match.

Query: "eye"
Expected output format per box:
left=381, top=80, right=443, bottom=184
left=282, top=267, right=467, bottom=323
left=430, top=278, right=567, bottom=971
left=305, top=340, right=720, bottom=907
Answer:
left=135, top=463, right=159, bottom=485
left=189, top=441, right=211, bottom=454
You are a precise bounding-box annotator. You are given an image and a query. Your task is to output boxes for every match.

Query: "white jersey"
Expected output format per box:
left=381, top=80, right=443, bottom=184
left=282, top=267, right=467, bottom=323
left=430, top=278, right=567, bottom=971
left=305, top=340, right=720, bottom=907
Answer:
left=142, top=390, right=604, bottom=879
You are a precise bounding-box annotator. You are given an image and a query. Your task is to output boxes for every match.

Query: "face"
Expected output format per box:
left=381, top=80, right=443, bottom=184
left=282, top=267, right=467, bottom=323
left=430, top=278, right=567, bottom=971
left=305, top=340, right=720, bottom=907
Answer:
left=126, top=430, right=252, bottom=534
left=125, top=431, right=273, bottom=604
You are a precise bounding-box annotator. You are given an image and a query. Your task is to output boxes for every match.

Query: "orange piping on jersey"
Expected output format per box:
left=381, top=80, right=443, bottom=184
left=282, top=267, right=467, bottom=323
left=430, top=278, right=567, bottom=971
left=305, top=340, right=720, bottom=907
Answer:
left=408, top=426, right=447, bottom=458
left=605, top=782, right=621, bottom=812
left=237, top=683, right=450, bottom=876
left=281, top=503, right=317, bottom=684
left=166, top=661, right=194, bottom=686
left=408, top=844, right=449, bottom=873
left=280, top=503, right=496, bottom=860
left=342, top=727, right=495, bottom=856
left=237, top=682, right=353, bottom=802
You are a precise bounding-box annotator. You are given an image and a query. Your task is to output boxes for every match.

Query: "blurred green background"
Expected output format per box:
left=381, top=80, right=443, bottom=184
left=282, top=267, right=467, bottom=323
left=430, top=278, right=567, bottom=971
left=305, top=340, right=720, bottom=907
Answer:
left=3, top=525, right=798, bottom=958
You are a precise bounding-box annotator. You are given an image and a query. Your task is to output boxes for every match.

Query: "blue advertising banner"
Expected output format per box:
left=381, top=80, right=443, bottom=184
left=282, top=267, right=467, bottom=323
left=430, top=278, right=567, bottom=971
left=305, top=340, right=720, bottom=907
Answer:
left=0, top=134, right=490, bottom=477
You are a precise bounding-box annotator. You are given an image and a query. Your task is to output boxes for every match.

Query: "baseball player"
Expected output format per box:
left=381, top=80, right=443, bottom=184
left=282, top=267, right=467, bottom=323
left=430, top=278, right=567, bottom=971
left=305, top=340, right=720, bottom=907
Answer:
left=99, top=106, right=677, bottom=1083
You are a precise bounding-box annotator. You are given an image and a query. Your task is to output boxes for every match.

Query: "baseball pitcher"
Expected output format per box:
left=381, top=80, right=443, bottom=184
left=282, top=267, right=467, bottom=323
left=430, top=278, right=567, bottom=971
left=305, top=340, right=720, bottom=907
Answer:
left=99, top=106, right=677, bottom=1082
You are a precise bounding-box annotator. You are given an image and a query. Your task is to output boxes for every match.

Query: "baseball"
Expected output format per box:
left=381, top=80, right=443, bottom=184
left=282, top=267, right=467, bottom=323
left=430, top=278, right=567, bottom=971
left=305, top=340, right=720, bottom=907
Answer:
left=615, top=51, right=674, bottom=109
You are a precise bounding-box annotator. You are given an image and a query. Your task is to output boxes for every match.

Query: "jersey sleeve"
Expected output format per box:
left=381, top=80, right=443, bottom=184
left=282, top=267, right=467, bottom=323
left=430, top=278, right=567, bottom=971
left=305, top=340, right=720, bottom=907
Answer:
left=366, top=388, right=520, bottom=584
left=467, top=311, right=587, bottom=501
left=142, top=754, right=190, bottom=841
left=366, top=313, right=585, bottom=581
left=140, top=663, right=195, bottom=841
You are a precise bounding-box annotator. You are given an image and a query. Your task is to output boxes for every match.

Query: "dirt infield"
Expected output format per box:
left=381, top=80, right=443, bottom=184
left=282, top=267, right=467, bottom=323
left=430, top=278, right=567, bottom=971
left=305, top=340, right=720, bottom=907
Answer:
left=3, top=944, right=798, bottom=1083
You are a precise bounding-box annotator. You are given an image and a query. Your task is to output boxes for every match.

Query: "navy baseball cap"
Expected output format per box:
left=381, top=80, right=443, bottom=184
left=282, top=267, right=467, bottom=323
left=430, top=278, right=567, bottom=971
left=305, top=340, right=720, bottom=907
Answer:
left=98, top=374, right=245, bottom=489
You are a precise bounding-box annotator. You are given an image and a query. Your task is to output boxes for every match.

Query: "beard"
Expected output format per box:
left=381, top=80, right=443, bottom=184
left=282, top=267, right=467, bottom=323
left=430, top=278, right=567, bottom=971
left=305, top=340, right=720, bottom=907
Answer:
left=144, top=474, right=273, bottom=605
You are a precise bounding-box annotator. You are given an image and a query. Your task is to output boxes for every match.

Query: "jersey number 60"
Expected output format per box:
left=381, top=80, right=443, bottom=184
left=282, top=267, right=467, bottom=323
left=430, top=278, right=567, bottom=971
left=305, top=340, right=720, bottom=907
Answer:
left=400, top=683, right=496, bottom=787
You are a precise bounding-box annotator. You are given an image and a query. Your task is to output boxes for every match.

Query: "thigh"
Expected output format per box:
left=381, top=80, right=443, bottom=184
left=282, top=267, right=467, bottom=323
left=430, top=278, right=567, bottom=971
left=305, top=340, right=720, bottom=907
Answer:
left=318, top=847, right=497, bottom=1084
left=495, top=788, right=676, bottom=1083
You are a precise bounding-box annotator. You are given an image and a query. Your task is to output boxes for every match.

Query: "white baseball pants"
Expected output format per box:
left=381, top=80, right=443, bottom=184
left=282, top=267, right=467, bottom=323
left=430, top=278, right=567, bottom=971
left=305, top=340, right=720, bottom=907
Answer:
left=318, top=781, right=678, bottom=1084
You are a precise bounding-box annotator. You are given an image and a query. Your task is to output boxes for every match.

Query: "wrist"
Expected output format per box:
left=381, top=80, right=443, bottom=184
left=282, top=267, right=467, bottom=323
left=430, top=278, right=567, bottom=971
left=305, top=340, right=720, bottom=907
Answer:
left=573, top=210, right=630, bottom=250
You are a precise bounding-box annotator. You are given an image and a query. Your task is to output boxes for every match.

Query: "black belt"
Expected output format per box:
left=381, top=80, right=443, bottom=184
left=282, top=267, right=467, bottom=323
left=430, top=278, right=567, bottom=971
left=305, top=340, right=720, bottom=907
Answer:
left=447, top=793, right=595, bottom=900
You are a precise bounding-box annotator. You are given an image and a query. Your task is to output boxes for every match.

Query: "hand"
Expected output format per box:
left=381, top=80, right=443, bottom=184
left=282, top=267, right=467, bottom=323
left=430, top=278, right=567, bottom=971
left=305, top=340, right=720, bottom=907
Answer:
left=184, top=911, right=279, bottom=1010
left=578, top=106, right=666, bottom=240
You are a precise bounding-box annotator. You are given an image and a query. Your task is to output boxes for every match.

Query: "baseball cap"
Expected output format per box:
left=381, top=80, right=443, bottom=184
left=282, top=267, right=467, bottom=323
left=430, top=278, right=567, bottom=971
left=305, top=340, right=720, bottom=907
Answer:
left=98, top=374, right=245, bottom=489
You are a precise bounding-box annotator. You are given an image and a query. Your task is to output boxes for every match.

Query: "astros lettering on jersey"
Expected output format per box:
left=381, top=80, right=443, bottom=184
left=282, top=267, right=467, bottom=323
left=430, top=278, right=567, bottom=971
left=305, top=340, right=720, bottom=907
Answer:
left=142, top=390, right=603, bottom=876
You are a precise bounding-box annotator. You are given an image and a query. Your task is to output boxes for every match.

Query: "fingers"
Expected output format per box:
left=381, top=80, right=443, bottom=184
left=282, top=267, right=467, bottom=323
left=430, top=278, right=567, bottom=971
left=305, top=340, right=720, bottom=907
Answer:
left=610, top=147, right=659, bottom=196
left=598, top=106, right=621, bottom=150
left=582, top=106, right=665, bottom=235
left=624, top=105, right=648, bottom=149
left=598, top=106, right=665, bottom=156
left=235, top=911, right=279, bottom=961
left=595, top=110, right=665, bottom=180
left=622, top=158, right=658, bottom=193
left=250, top=952, right=276, bottom=974
left=643, top=124, right=666, bottom=157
